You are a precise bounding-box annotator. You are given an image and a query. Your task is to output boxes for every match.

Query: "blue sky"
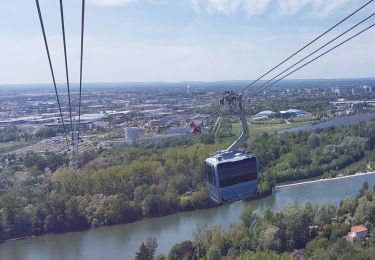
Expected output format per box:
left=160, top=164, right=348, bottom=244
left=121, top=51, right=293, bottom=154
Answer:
left=0, top=0, right=374, bottom=84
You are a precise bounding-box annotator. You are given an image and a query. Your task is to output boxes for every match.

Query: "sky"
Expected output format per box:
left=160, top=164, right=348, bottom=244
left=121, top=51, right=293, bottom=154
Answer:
left=0, top=0, right=374, bottom=84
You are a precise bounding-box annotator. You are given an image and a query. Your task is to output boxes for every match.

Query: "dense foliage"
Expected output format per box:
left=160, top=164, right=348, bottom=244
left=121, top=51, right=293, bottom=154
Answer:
left=0, top=121, right=374, bottom=242
left=254, top=121, right=375, bottom=185
left=0, top=142, right=223, bottom=241
left=0, top=127, right=21, bottom=142
left=153, top=182, right=375, bottom=259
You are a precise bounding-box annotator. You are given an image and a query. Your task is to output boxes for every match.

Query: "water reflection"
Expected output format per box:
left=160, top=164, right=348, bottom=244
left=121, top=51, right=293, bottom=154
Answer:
left=1, top=173, right=375, bottom=260
left=279, top=113, right=375, bottom=133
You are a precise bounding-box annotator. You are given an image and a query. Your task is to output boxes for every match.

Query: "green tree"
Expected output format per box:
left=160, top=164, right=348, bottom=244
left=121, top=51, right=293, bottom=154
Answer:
left=145, top=236, right=158, bottom=260
left=198, top=133, right=215, bottom=144
left=135, top=242, right=150, bottom=260
left=134, top=237, right=158, bottom=260
left=206, top=245, right=220, bottom=260
left=168, top=240, right=196, bottom=260
left=258, top=225, right=282, bottom=252
left=240, top=204, right=258, bottom=228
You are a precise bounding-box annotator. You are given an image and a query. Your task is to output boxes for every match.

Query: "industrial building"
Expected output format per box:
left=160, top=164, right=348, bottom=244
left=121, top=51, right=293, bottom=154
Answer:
left=124, top=127, right=140, bottom=142
left=254, top=109, right=305, bottom=120
left=254, top=110, right=276, bottom=121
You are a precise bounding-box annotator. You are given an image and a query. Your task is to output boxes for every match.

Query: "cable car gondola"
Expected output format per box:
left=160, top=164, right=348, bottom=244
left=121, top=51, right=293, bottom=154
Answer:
left=205, top=92, right=258, bottom=204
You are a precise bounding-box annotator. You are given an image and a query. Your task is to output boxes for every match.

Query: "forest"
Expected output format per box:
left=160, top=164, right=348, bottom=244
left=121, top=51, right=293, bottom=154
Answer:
left=138, top=182, right=375, bottom=259
left=0, top=120, right=375, bottom=242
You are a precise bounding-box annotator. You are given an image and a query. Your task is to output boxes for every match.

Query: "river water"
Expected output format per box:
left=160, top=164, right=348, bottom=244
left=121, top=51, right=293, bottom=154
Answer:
left=2, top=113, right=375, bottom=260
left=279, top=112, right=375, bottom=133
left=1, top=173, right=375, bottom=260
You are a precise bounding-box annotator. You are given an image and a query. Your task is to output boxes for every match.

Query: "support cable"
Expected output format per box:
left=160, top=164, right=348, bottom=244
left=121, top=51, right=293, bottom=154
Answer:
left=237, top=0, right=374, bottom=95
left=250, top=23, right=375, bottom=97
left=244, top=13, right=375, bottom=99
left=78, top=0, right=85, bottom=131
left=59, top=0, right=73, bottom=133
left=206, top=0, right=374, bottom=118
left=35, top=0, right=69, bottom=150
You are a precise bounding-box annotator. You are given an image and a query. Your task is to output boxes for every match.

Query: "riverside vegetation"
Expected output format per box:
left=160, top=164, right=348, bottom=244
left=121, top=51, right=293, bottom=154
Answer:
left=138, top=182, right=375, bottom=259
left=0, top=120, right=375, bottom=242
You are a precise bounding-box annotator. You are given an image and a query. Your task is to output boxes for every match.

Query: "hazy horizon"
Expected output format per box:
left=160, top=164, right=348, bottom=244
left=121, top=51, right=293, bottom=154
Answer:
left=0, top=0, right=374, bottom=84
left=0, top=76, right=375, bottom=87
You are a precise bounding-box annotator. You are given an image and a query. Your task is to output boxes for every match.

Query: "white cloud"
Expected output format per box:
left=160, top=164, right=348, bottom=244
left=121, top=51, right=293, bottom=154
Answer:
left=242, top=0, right=271, bottom=15
left=190, top=0, right=200, bottom=12
left=149, top=0, right=168, bottom=4
left=87, top=0, right=168, bottom=6
left=277, top=0, right=310, bottom=16
left=205, top=0, right=242, bottom=15
left=87, top=0, right=137, bottom=6
left=310, top=0, right=350, bottom=17
left=190, top=0, right=351, bottom=17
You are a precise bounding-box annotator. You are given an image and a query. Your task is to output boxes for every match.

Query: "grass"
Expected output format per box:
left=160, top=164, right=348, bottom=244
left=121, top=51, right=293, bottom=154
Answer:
left=231, top=113, right=324, bottom=137
left=338, top=158, right=368, bottom=176
left=0, top=140, right=33, bottom=155
left=231, top=121, right=305, bottom=137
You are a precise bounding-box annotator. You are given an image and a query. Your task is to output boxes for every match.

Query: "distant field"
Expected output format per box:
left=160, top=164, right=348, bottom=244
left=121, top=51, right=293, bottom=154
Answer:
left=229, top=113, right=319, bottom=136
left=0, top=140, right=37, bottom=155
left=231, top=121, right=305, bottom=136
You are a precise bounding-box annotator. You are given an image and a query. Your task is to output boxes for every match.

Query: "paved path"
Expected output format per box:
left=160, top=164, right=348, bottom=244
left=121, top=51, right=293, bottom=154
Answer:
left=275, top=171, right=375, bottom=189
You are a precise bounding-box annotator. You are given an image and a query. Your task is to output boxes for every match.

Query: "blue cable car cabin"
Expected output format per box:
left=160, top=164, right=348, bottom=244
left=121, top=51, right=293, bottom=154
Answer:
left=205, top=150, right=258, bottom=204
left=204, top=91, right=259, bottom=204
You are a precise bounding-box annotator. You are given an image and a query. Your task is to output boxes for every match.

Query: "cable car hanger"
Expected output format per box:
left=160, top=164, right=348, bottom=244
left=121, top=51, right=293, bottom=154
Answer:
left=204, top=91, right=258, bottom=204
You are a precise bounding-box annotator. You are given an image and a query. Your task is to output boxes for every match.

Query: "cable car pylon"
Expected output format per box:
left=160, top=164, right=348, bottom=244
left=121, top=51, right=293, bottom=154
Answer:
left=204, top=91, right=259, bottom=204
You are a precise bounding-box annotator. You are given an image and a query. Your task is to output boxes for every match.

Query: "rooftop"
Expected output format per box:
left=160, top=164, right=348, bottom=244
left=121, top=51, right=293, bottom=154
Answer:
left=351, top=225, right=368, bottom=233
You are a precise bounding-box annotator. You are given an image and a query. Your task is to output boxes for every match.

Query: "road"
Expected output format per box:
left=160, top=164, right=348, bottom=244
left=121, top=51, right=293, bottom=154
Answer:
left=275, top=171, right=375, bottom=189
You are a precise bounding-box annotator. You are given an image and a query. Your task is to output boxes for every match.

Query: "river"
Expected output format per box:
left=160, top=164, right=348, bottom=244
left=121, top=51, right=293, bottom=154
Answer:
left=279, top=112, right=375, bottom=133
left=1, top=112, right=375, bottom=259
left=1, top=173, right=375, bottom=260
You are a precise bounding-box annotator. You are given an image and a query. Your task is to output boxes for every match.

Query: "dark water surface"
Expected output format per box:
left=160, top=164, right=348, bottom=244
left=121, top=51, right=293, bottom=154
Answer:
left=279, top=113, right=375, bottom=133
left=1, top=173, right=375, bottom=260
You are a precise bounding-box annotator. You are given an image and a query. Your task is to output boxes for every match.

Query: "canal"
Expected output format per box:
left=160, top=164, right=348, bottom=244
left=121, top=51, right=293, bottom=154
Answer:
left=279, top=112, right=375, bottom=133
left=1, top=173, right=375, bottom=260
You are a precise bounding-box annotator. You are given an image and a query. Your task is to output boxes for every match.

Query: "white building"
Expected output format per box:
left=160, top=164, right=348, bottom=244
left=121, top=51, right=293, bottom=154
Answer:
left=280, top=109, right=306, bottom=118
left=363, top=85, right=373, bottom=93
left=253, top=115, right=269, bottom=121
left=254, top=110, right=276, bottom=121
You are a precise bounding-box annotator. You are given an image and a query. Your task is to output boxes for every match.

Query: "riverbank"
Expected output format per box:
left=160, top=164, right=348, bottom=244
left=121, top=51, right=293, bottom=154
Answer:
left=275, top=171, right=375, bottom=189
left=0, top=172, right=370, bottom=245
left=279, top=112, right=375, bottom=133
left=3, top=171, right=375, bottom=259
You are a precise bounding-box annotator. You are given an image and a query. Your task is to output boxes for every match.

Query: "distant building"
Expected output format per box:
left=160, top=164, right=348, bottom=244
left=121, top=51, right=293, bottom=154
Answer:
left=351, top=86, right=372, bottom=95
left=333, top=87, right=348, bottom=96
left=77, top=112, right=107, bottom=121
left=191, top=114, right=211, bottom=126
left=280, top=109, right=306, bottom=118
left=254, top=110, right=275, bottom=121
left=347, top=225, right=369, bottom=242
left=363, top=85, right=373, bottom=93
left=186, top=84, right=191, bottom=96
left=253, top=115, right=269, bottom=121
left=124, top=127, right=140, bottom=141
